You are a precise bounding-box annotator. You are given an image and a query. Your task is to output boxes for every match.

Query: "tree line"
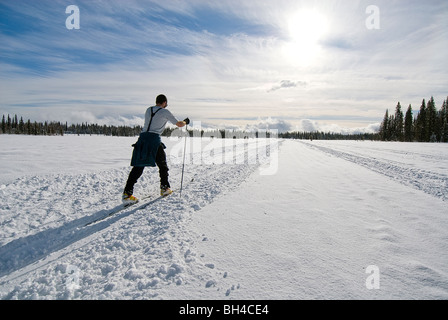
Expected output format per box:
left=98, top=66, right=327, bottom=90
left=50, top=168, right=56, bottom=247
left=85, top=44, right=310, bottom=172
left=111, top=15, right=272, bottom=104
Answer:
left=150, top=126, right=377, bottom=140
left=379, top=96, right=448, bottom=142
left=1, top=114, right=375, bottom=140
left=278, top=131, right=377, bottom=141
left=1, top=114, right=64, bottom=136
left=0, top=114, right=143, bottom=137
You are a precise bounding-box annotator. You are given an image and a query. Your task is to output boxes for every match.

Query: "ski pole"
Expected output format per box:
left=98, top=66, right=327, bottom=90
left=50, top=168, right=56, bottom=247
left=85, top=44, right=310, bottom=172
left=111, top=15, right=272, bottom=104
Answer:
left=179, top=124, right=188, bottom=198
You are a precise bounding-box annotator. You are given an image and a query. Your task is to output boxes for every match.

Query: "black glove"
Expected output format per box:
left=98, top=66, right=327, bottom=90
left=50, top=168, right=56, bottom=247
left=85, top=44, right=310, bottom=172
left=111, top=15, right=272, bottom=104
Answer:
left=183, top=118, right=190, bottom=125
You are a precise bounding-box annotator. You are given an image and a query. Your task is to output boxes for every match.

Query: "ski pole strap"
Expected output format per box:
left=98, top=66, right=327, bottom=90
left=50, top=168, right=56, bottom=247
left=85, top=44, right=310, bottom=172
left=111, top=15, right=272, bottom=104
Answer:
left=146, top=107, right=162, bottom=132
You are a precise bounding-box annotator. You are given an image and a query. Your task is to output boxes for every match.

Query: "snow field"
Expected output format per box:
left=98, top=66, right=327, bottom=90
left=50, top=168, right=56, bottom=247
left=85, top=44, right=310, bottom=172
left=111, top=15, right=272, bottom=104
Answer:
left=0, top=135, right=447, bottom=299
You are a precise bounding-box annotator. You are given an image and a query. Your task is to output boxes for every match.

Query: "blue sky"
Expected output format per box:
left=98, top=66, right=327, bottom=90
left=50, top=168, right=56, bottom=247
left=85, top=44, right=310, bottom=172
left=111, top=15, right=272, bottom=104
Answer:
left=1, top=0, right=447, bottom=133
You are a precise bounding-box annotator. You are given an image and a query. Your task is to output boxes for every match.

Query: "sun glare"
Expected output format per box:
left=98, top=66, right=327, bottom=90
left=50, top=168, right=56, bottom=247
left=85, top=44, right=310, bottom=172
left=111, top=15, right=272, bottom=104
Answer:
left=283, top=9, right=329, bottom=66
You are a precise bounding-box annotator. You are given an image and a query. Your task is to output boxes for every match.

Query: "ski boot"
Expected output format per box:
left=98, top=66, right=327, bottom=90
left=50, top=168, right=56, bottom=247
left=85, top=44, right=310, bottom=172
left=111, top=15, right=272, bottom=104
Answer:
left=160, top=186, right=173, bottom=197
left=122, top=192, right=138, bottom=204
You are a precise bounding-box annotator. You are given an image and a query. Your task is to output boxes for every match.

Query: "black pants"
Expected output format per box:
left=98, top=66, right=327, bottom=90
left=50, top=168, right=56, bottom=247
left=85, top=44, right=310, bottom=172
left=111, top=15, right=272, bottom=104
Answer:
left=124, top=143, right=170, bottom=195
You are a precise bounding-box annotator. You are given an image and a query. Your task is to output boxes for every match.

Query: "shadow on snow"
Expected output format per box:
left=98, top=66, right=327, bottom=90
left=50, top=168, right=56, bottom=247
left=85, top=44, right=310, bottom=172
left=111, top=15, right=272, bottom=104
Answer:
left=0, top=197, right=164, bottom=279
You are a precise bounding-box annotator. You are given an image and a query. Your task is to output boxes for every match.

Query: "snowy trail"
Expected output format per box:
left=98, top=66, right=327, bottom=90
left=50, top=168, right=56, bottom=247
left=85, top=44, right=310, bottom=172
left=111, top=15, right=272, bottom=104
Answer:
left=0, top=196, right=163, bottom=279
left=301, top=141, right=448, bottom=201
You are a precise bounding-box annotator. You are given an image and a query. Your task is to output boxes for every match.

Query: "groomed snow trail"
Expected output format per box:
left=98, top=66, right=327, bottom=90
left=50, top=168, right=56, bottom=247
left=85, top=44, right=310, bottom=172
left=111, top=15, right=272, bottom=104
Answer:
left=302, top=140, right=448, bottom=201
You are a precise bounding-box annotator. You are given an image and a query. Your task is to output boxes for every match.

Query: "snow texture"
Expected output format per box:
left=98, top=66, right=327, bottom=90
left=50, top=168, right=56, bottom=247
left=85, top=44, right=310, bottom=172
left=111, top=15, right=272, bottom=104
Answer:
left=0, top=135, right=447, bottom=299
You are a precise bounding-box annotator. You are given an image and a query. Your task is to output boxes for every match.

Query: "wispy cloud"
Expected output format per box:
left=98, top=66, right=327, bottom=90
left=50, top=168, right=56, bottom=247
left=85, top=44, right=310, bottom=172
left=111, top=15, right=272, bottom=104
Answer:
left=268, top=80, right=307, bottom=92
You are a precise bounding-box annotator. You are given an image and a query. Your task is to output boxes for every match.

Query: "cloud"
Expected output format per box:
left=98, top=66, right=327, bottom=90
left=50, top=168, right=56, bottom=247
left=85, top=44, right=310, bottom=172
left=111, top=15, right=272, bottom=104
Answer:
left=295, top=119, right=380, bottom=135
left=320, top=36, right=354, bottom=50
left=268, top=80, right=307, bottom=92
left=299, top=119, right=318, bottom=132
left=68, top=111, right=99, bottom=124
left=244, top=117, right=293, bottom=133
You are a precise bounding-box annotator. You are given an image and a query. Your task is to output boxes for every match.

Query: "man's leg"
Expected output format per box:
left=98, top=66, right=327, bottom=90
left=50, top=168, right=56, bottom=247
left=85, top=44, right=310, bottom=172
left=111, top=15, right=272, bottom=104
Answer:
left=124, top=166, right=144, bottom=195
left=156, top=144, right=170, bottom=189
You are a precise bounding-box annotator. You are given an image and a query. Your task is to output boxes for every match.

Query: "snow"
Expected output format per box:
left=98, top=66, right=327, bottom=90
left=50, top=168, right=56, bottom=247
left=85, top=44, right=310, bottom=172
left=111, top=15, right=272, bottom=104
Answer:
left=0, top=134, right=447, bottom=300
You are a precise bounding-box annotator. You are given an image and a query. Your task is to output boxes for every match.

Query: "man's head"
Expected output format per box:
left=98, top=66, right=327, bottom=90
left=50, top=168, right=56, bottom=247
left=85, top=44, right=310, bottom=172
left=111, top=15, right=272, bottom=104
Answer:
left=156, top=94, right=168, bottom=108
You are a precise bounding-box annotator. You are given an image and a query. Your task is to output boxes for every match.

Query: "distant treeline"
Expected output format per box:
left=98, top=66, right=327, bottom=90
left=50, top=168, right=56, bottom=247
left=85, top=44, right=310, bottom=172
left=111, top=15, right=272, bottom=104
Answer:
left=165, top=127, right=378, bottom=140
left=279, top=131, right=377, bottom=140
left=1, top=114, right=376, bottom=140
left=378, top=96, right=448, bottom=142
left=0, top=114, right=143, bottom=136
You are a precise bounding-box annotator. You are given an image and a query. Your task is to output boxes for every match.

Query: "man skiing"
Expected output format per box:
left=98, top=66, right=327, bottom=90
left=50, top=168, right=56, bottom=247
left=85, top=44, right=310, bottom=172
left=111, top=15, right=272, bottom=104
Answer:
left=122, top=94, right=189, bottom=203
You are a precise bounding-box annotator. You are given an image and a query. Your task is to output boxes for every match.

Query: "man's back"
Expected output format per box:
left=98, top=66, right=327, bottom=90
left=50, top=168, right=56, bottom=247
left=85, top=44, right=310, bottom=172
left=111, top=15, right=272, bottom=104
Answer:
left=143, top=106, right=178, bottom=135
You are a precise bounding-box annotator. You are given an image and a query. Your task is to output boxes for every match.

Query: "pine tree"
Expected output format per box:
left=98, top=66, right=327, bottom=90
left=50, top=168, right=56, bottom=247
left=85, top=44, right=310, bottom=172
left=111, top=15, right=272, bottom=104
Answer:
left=380, top=109, right=389, bottom=141
left=19, top=117, right=24, bottom=134
left=26, top=119, right=32, bottom=135
left=1, top=115, right=5, bottom=134
left=444, top=98, right=448, bottom=116
left=415, top=99, right=426, bottom=142
left=426, top=97, right=437, bottom=142
left=394, top=102, right=404, bottom=141
left=404, top=104, right=413, bottom=142
left=388, top=113, right=395, bottom=140
left=435, top=102, right=444, bottom=142
left=14, top=114, right=18, bottom=131
left=7, top=114, right=11, bottom=133
left=440, top=98, right=448, bottom=142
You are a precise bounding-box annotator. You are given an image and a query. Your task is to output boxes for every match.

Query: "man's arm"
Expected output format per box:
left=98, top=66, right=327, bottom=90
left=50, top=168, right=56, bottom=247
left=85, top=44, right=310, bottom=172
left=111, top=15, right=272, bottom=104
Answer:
left=164, top=109, right=187, bottom=128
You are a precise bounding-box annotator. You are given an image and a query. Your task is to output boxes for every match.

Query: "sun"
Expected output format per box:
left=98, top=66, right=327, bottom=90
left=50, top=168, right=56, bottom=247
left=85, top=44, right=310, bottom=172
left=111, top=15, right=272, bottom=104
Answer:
left=288, top=10, right=328, bottom=44
left=283, top=9, right=329, bottom=66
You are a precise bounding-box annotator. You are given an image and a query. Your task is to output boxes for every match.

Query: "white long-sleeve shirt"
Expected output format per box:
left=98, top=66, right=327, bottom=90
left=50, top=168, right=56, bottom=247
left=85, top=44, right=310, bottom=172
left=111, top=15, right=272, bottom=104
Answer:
left=142, top=106, right=179, bottom=135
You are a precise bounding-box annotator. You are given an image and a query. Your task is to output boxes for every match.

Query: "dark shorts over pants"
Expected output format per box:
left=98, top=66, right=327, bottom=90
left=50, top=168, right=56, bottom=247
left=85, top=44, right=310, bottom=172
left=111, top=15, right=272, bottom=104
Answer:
left=124, top=143, right=170, bottom=195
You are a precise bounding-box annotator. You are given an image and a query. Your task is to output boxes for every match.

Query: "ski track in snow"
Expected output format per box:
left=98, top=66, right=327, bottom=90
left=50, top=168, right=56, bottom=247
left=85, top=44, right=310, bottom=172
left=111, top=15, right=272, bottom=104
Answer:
left=301, top=141, right=448, bottom=202
left=0, top=137, right=276, bottom=299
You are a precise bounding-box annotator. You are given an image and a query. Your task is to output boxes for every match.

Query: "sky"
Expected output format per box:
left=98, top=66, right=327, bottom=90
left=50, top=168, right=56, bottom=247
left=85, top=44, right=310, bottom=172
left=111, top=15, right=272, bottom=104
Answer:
left=1, top=0, right=447, bottom=133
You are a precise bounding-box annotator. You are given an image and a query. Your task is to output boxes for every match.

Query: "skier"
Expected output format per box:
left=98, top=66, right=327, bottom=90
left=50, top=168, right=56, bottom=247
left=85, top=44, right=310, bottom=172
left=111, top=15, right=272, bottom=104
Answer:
left=122, top=94, right=189, bottom=203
